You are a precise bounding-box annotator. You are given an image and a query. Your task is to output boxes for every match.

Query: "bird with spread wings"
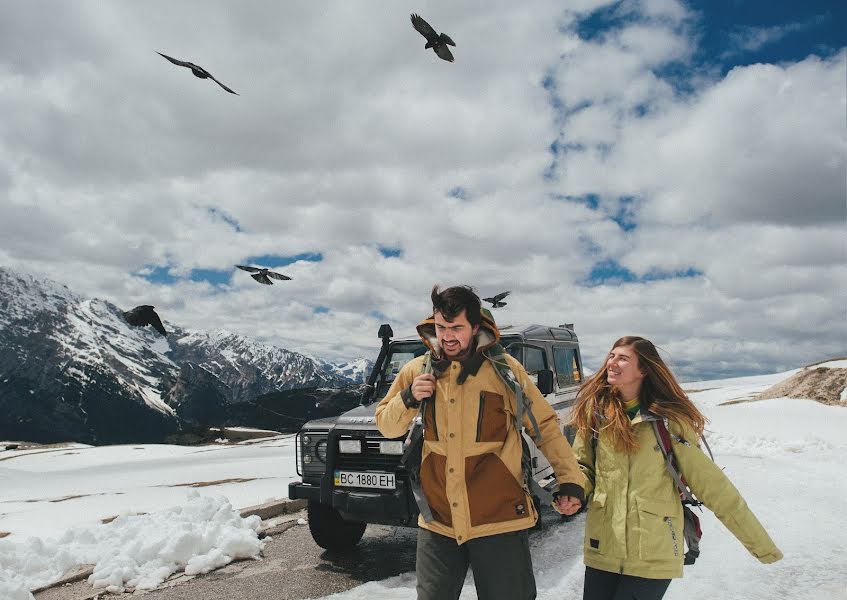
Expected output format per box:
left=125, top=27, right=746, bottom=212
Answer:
left=123, top=305, right=168, bottom=337
left=156, top=51, right=239, bottom=95
left=482, top=291, right=511, bottom=308
left=236, top=265, right=292, bottom=286
left=410, top=14, right=456, bottom=62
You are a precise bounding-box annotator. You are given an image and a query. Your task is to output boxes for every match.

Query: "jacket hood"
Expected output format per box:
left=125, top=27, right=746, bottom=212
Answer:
left=416, top=308, right=500, bottom=358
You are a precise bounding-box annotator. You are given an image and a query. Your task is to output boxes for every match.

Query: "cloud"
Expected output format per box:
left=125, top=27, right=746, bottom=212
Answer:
left=0, top=0, right=843, bottom=379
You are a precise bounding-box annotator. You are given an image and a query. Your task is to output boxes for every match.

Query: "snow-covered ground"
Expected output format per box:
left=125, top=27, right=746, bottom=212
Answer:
left=2, top=363, right=846, bottom=600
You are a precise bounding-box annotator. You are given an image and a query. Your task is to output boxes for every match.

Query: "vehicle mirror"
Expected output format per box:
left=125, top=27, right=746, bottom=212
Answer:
left=536, top=369, right=554, bottom=395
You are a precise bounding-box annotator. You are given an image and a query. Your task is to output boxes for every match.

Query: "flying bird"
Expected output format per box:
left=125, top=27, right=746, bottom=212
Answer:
left=156, top=51, right=239, bottom=95
left=123, top=305, right=168, bottom=337
left=482, top=291, right=510, bottom=308
left=236, top=265, right=292, bottom=286
left=410, top=13, right=456, bottom=62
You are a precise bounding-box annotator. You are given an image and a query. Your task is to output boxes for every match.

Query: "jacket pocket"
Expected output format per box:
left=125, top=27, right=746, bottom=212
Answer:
left=636, top=497, right=683, bottom=561
left=476, top=391, right=509, bottom=442
left=465, top=453, right=528, bottom=526
left=584, top=492, right=607, bottom=555
left=420, top=451, right=451, bottom=526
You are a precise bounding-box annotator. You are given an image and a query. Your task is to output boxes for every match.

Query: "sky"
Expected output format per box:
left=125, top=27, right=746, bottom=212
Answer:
left=2, top=362, right=846, bottom=599
left=0, top=0, right=844, bottom=380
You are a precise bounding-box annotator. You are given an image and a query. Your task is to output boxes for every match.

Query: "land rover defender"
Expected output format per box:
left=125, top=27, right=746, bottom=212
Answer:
left=288, top=322, right=584, bottom=551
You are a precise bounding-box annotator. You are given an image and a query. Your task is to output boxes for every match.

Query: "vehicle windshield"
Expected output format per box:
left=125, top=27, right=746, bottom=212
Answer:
left=371, top=335, right=522, bottom=402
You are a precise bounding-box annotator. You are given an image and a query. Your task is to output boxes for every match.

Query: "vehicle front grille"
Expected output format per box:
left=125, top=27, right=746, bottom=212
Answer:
left=335, top=435, right=405, bottom=472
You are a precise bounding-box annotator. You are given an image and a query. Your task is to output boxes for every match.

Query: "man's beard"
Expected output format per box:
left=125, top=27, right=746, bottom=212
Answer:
left=442, top=340, right=477, bottom=362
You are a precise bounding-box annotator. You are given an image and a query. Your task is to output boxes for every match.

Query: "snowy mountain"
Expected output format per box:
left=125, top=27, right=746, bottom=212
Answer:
left=319, top=357, right=374, bottom=384
left=0, top=267, right=364, bottom=445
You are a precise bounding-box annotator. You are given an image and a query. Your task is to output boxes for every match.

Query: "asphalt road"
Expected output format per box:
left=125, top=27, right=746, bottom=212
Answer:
left=34, top=507, right=573, bottom=600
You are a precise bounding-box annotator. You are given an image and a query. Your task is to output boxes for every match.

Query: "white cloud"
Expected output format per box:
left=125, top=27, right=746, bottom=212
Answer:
left=0, top=0, right=843, bottom=378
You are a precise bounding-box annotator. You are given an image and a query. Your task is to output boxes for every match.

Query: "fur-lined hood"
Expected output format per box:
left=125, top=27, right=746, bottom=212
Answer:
left=415, top=308, right=501, bottom=358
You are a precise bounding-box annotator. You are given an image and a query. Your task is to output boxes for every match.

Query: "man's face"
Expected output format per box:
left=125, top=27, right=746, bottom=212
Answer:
left=434, top=309, right=479, bottom=359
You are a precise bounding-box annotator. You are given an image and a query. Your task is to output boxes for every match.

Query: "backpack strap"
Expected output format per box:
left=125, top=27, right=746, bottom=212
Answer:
left=484, top=344, right=552, bottom=505
left=653, top=419, right=706, bottom=565
left=652, top=419, right=700, bottom=506
left=400, top=352, right=435, bottom=522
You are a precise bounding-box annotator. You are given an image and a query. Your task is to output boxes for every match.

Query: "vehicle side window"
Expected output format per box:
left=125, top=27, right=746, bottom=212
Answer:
left=553, top=346, right=582, bottom=386
left=571, top=350, right=582, bottom=383
left=523, top=346, right=547, bottom=374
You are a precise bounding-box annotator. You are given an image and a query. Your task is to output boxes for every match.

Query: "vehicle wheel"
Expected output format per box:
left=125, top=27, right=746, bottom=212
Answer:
left=307, top=500, right=366, bottom=551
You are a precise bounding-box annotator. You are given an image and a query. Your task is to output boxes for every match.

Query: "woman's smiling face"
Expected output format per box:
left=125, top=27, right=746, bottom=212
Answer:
left=605, top=344, right=645, bottom=393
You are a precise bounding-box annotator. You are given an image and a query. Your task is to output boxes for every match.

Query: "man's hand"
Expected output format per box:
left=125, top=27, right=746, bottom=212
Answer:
left=411, top=373, right=437, bottom=401
left=552, top=495, right=582, bottom=516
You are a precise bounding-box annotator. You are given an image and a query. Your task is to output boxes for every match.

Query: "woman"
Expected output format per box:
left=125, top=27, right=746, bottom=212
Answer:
left=569, top=336, right=782, bottom=600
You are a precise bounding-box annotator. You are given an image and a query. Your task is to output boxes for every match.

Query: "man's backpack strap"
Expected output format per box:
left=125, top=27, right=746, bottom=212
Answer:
left=484, top=344, right=552, bottom=506
left=399, top=352, right=435, bottom=522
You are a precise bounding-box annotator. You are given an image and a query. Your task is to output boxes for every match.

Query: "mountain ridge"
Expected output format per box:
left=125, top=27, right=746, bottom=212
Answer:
left=0, top=266, right=373, bottom=444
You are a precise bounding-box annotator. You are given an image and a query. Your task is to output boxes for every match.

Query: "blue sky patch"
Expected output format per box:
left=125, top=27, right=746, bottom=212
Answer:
left=313, top=306, right=330, bottom=315
left=138, top=265, right=178, bottom=285
left=553, top=193, right=600, bottom=210
left=189, top=268, right=232, bottom=286
left=367, top=310, right=389, bottom=322
left=612, top=196, right=638, bottom=232
left=583, top=260, right=703, bottom=287
left=378, top=246, right=402, bottom=258
left=448, top=187, right=469, bottom=200
left=137, top=265, right=232, bottom=287
left=693, top=1, right=845, bottom=75
left=245, top=252, right=323, bottom=268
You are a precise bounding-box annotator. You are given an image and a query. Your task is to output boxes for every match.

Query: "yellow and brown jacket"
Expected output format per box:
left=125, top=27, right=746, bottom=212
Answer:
left=375, top=313, right=585, bottom=544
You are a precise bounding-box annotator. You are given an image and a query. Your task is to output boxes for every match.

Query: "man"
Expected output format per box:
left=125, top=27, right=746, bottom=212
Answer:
left=376, top=285, right=585, bottom=600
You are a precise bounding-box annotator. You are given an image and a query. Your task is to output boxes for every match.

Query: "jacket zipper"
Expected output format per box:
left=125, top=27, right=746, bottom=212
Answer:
left=665, top=516, right=680, bottom=557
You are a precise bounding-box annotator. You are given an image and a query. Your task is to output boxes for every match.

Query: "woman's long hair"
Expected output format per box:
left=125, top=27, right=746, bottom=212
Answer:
left=570, top=336, right=707, bottom=454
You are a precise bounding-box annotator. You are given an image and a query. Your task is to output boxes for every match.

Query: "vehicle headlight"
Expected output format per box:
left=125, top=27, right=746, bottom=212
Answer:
left=315, top=439, right=328, bottom=462
left=339, top=439, right=362, bottom=454
left=380, top=441, right=404, bottom=455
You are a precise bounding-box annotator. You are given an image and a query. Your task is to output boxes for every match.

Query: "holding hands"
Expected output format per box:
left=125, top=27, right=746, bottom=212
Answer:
left=552, top=495, right=582, bottom=516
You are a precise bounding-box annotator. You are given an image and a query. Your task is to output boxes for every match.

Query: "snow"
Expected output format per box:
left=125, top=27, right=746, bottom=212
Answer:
left=1, top=367, right=846, bottom=599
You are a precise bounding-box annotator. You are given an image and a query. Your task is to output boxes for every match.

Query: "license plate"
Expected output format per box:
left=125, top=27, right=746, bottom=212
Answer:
left=334, top=470, right=396, bottom=490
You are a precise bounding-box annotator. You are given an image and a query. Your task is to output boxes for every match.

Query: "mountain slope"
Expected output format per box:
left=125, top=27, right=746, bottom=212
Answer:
left=0, top=267, right=368, bottom=444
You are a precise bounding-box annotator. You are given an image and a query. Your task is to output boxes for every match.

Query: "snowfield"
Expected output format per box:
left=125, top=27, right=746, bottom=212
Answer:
left=1, top=363, right=845, bottom=600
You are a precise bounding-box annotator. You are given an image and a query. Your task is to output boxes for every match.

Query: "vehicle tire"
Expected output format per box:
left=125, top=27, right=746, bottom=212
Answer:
left=307, top=500, right=366, bottom=551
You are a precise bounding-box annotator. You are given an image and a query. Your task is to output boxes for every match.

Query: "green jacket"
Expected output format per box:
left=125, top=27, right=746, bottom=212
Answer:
left=573, top=409, right=783, bottom=579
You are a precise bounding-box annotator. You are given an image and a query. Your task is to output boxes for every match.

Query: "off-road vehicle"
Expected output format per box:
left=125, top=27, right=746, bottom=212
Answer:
left=288, top=322, right=585, bottom=551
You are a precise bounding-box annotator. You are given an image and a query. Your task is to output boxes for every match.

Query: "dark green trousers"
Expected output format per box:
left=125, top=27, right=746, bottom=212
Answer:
left=415, top=527, right=536, bottom=600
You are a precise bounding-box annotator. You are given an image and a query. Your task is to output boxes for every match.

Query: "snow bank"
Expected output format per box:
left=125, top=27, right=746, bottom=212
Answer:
left=0, top=492, right=264, bottom=598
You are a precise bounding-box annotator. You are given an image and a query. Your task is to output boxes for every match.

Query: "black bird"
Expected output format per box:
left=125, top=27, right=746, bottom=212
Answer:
left=482, top=291, right=510, bottom=308
left=236, top=265, right=292, bottom=286
left=410, top=14, right=456, bottom=62
left=156, top=51, right=239, bottom=95
left=123, top=305, right=168, bottom=337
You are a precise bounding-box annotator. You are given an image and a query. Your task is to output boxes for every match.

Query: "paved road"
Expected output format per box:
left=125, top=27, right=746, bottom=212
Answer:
left=34, top=507, right=573, bottom=600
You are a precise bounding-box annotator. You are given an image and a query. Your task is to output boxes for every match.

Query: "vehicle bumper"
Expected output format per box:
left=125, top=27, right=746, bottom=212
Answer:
left=289, top=480, right=419, bottom=527
left=289, top=481, right=321, bottom=502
